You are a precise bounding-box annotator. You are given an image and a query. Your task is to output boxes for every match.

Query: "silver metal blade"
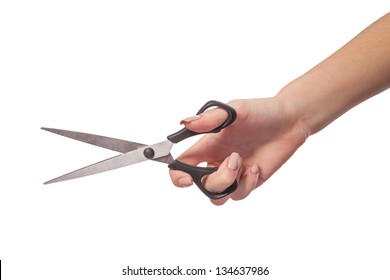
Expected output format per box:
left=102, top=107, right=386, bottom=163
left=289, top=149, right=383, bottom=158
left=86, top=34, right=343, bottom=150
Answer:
left=41, top=127, right=142, bottom=153
left=44, top=140, right=174, bottom=184
left=155, top=154, right=174, bottom=165
left=41, top=127, right=173, bottom=164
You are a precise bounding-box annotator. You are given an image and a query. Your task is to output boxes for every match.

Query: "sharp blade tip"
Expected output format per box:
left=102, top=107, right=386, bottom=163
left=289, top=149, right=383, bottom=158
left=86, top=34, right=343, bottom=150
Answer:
left=41, top=127, right=52, bottom=132
left=43, top=177, right=61, bottom=184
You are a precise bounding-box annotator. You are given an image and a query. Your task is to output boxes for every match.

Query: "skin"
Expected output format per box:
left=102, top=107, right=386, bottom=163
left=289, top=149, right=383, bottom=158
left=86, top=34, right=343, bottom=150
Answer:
left=169, top=12, right=390, bottom=205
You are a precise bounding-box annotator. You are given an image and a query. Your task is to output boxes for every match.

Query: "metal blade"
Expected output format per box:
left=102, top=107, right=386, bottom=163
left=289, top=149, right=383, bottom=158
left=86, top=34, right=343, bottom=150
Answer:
left=44, top=140, right=174, bottom=184
left=41, top=127, right=173, bottom=164
left=41, top=127, right=142, bottom=153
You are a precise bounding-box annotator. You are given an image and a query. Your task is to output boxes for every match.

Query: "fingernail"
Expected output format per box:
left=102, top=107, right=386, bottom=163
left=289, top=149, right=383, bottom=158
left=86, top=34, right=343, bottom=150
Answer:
left=180, top=115, right=201, bottom=124
left=178, top=177, right=193, bottom=187
left=228, top=153, right=241, bottom=171
left=250, top=163, right=259, bottom=174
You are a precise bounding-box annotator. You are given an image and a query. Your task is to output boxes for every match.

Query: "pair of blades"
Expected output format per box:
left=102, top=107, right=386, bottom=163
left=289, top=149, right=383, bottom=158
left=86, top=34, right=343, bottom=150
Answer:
left=42, top=127, right=175, bottom=185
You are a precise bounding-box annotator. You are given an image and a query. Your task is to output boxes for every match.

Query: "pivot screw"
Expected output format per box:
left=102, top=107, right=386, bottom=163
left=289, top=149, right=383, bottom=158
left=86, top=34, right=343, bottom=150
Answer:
left=143, top=147, right=155, bottom=159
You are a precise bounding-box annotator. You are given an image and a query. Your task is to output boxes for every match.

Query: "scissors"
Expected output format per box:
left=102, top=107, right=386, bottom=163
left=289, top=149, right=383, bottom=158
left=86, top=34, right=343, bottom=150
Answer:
left=42, top=100, right=238, bottom=199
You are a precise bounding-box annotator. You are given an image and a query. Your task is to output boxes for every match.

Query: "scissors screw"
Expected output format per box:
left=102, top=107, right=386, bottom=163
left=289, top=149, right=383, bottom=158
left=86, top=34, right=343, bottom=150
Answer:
left=143, top=147, right=155, bottom=159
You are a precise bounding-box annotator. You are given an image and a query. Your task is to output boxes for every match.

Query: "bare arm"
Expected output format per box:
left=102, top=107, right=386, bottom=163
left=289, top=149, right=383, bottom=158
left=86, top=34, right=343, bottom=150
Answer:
left=278, top=12, right=390, bottom=136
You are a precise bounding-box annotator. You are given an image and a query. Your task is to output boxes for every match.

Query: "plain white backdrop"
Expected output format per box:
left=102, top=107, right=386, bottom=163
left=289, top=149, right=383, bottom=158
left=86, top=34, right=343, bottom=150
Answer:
left=1, top=1, right=389, bottom=279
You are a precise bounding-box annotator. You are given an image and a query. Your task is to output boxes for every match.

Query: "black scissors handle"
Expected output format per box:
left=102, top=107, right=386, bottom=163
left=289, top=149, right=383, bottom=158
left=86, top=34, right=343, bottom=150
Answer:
left=168, top=160, right=238, bottom=199
left=167, top=100, right=238, bottom=199
left=167, top=100, right=237, bottom=144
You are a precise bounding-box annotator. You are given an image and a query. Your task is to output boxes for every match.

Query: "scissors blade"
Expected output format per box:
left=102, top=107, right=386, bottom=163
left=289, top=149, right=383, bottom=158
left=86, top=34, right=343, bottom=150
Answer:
left=44, top=140, right=174, bottom=184
left=41, top=127, right=143, bottom=153
left=41, top=127, right=173, bottom=164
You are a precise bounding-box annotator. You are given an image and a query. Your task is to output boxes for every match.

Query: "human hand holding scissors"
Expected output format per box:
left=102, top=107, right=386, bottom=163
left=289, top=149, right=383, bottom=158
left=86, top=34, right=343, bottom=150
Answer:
left=42, top=100, right=238, bottom=200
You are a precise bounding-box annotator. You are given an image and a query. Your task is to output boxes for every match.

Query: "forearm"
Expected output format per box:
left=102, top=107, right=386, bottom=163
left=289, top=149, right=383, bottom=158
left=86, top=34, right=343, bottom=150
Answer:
left=277, top=12, right=390, bottom=136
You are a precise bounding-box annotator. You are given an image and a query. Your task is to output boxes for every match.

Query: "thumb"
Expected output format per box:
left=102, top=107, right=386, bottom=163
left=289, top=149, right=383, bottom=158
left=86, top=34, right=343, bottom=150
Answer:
left=180, top=107, right=229, bottom=133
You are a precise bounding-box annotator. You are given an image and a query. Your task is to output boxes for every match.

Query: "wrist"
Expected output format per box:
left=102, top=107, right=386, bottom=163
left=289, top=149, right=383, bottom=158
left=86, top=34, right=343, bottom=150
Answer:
left=275, top=71, right=347, bottom=137
left=275, top=81, right=316, bottom=137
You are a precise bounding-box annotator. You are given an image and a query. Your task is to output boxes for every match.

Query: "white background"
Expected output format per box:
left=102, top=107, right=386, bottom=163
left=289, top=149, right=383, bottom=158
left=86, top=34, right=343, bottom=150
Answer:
left=1, top=1, right=389, bottom=279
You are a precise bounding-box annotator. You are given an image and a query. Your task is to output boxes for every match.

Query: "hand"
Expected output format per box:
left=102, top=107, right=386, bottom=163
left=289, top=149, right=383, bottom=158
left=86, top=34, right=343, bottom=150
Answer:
left=169, top=13, right=390, bottom=205
left=169, top=98, right=308, bottom=205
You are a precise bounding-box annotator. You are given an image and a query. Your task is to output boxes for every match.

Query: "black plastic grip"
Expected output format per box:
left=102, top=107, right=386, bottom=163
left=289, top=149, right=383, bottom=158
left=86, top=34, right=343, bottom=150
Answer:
left=168, top=160, right=238, bottom=199
left=167, top=100, right=237, bottom=144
